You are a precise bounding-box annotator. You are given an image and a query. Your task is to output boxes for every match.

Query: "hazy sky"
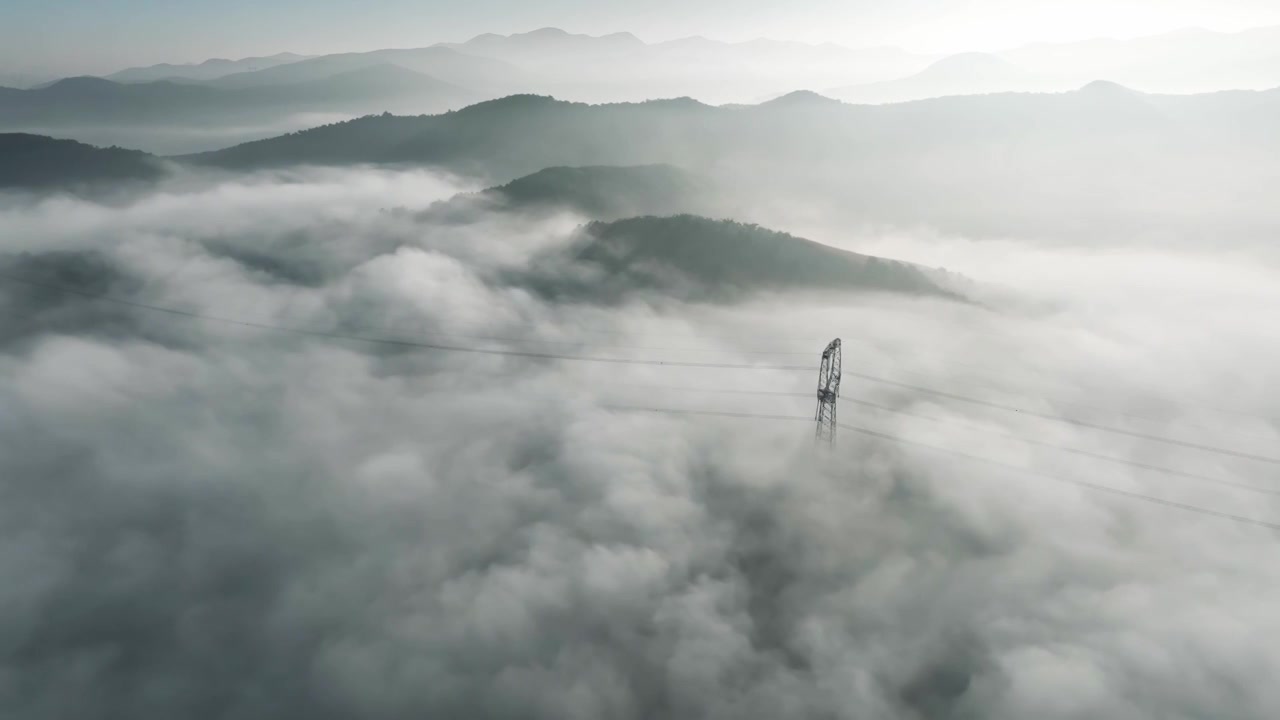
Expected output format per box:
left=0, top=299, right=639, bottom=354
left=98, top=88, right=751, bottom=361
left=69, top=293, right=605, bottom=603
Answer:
left=5, top=0, right=1280, bottom=76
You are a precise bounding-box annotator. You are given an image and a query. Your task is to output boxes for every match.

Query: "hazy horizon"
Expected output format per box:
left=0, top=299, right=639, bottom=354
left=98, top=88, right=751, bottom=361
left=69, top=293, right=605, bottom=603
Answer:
left=6, top=0, right=1280, bottom=77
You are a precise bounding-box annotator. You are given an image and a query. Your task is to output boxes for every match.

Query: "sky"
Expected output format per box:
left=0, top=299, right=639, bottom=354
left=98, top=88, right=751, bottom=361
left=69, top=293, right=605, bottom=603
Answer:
left=4, top=0, right=1280, bottom=76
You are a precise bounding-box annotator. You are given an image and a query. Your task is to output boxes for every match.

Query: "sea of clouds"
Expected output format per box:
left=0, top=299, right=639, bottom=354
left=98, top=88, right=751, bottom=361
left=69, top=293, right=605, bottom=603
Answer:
left=1, top=167, right=1278, bottom=719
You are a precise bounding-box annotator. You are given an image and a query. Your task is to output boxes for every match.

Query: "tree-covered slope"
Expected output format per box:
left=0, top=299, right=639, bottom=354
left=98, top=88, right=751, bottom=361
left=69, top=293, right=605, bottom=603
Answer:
left=524, top=215, right=957, bottom=302
left=180, top=86, right=1280, bottom=240
left=423, top=164, right=719, bottom=222
left=0, top=134, right=165, bottom=189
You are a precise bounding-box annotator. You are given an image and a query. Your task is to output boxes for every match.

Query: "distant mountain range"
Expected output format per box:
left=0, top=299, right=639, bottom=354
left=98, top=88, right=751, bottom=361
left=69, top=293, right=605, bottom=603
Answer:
left=1001, top=25, right=1280, bottom=94
left=7, top=79, right=1280, bottom=238
left=0, top=64, right=480, bottom=154
left=827, top=53, right=1065, bottom=104
left=82, top=23, right=1280, bottom=104
left=0, top=132, right=957, bottom=303
left=203, top=47, right=522, bottom=93
left=95, top=28, right=930, bottom=104
left=0, top=46, right=517, bottom=154
left=10, top=24, right=1280, bottom=155
left=181, top=83, right=1280, bottom=240
left=828, top=25, right=1280, bottom=103
left=0, top=72, right=55, bottom=90
left=437, top=27, right=647, bottom=63
left=184, top=84, right=1280, bottom=174
left=0, top=64, right=475, bottom=124
left=105, top=52, right=312, bottom=84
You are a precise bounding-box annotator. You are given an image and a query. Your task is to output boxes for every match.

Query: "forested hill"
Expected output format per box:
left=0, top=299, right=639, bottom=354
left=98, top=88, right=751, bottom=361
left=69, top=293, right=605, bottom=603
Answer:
left=184, top=86, right=1280, bottom=240
left=183, top=86, right=1280, bottom=174
left=0, top=134, right=165, bottom=189
left=523, top=215, right=959, bottom=302
left=421, top=164, right=718, bottom=222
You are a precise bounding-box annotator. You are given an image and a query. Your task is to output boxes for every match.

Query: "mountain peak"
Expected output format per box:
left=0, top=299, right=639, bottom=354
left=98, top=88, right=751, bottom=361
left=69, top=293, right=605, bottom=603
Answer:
left=539, top=215, right=954, bottom=302
left=762, top=90, right=842, bottom=107
left=462, top=27, right=644, bottom=50
left=522, top=27, right=571, bottom=38
left=1078, top=79, right=1139, bottom=95
left=44, top=76, right=121, bottom=92
left=456, top=94, right=567, bottom=114
left=918, top=52, right=1023, bottom=79
left=600, top=31, right=644, bottom=45
left=315, top=62, right=446, bottom=87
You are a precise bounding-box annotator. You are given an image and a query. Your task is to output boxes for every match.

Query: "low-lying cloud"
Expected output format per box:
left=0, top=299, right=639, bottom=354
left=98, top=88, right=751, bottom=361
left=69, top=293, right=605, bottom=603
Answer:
left=1, top=167, right=1278, bottom=720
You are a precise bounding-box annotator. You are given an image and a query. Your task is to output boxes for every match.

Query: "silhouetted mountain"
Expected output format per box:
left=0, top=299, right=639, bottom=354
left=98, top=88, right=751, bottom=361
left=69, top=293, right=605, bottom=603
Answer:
left=188, top=85, right=1280, bottom=170
left=275, top=64, right=472, bottom=107
left=184, top=86, right=1280, bottom=240
left=758, top=90, right=843, bottom=108
left=105, top=52, right=310, bottom=84
left=424, top=23, right=1280, bottom=100
left=0, top=133, right=164, bottom=190
left=426, top=165, right=719, bottom=223
left=442, top=27, right=645, bottom=62
left=35, top=21, right=1280, bottom=120
left=207, top=47, right=522, bottom=94
left=829, top=53, right=1060, bottom=103
left=496, top=164, right=713, bottom=216
left=39, top=30, right=930, bottom=110
left=1000, top=24, right=1280, bottom=93
left=523, top=215, right=956, bottom=302
left=442, top=29, right=932, bottom=104
left=0, top=72, right=52, bottom=90
left=0, top=66, right=476, bottom=131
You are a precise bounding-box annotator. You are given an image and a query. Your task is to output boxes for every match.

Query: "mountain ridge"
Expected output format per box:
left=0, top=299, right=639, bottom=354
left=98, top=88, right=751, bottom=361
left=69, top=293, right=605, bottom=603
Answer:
left=106, top=52, right=311, bottom=84
left=0, top=66, right=478, bottom=131
left=175, top=85, right=1280, bottom=241
left=523, top=215, right=958, bottom=303
left=184, top=83, right=1276, bottom=171
left=423, top=164, right=720, bottom=223
left=0, top=133, right=165, bottom=189
left=54, top=23, right=1280, bottom=106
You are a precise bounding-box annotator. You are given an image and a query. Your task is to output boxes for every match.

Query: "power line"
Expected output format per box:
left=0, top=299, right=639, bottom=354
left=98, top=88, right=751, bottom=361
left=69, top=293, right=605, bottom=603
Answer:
left=603, top=403, right=1280, bottom=532
left=7, top=267, right=1278, bottom=529
left=6, top=270, right=1277, bottom=465
left=347, top=324, right=819, bottom=356
left=837, top=423, right=1280, bottom=532
left=14, top=250, right=1277, bottom=426
left=603, top=405, right=811, bottom=423
left=135, top=250, right=825, bottom=357
left=615, top=382, right=813, bottom=399
left=842, top=371, right=1280, bottom=466
left=848, top=359, right=1280, bottom=432
left=0, top=273, right=815, bottom=372
left=612, top=379, right=1280, bottom=470
left=843, top=397, right=1280, bottom=496
left=612, top=382, right=1280, bottom=486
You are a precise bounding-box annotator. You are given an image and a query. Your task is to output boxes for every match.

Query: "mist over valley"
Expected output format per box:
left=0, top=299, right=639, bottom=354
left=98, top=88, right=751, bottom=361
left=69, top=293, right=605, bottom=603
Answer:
left=3, top=7, right=1280, bottom=719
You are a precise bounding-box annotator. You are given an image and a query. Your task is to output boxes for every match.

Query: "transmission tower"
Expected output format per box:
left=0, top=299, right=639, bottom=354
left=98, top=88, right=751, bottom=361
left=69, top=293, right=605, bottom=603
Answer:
left=815, top=338, right=842, bottom=444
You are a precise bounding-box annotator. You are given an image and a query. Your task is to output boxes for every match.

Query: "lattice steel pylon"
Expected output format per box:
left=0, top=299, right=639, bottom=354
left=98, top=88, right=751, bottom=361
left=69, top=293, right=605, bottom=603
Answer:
left=815, top=338, right=842, bottom=444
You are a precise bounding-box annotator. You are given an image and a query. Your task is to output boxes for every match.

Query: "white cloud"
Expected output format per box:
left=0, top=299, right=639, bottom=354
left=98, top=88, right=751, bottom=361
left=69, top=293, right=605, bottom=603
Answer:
left=1, top=167, right=1278, bottom=718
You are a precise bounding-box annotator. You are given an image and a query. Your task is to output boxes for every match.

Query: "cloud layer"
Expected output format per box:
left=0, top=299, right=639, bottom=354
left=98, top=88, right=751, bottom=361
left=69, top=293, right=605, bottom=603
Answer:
left=1, top=168, right=1278, bottom=719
